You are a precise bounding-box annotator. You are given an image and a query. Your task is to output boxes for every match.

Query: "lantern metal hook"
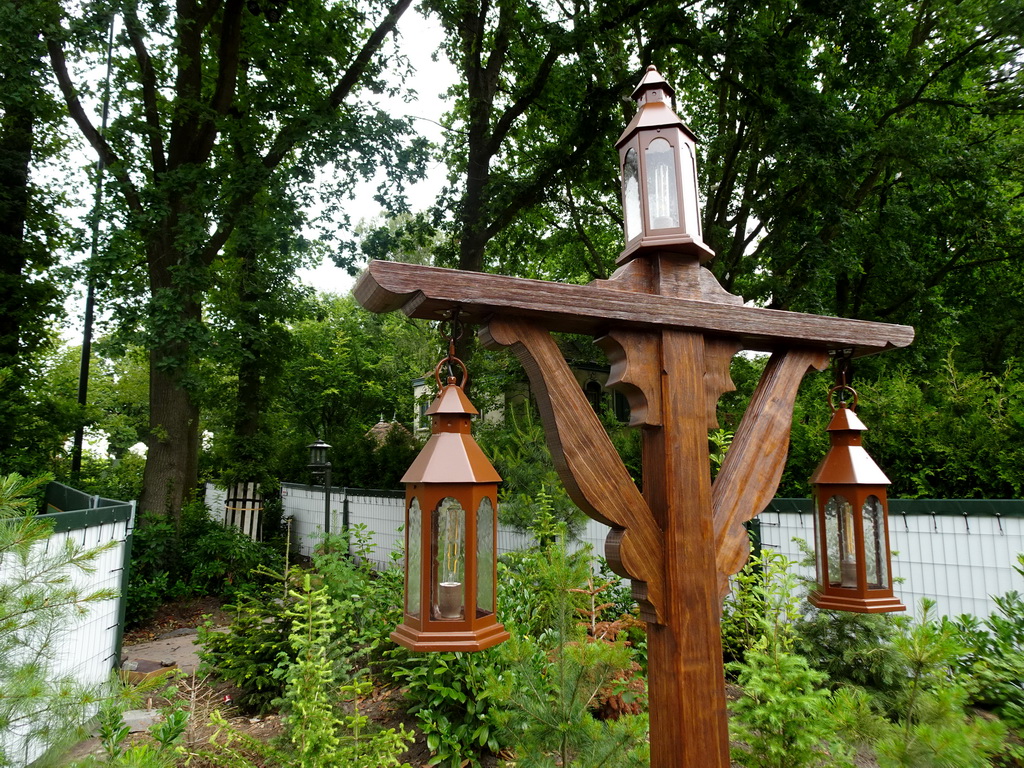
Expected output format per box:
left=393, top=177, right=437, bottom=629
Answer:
left=827, top=384, right=858, bottom=411
left=436, top=306, right=468, bottom=389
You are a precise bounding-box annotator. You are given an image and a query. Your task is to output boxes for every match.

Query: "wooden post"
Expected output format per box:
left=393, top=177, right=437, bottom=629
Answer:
left=353, top=258, right=912, bottom=767
left=644, top=329, right=731, bottom=765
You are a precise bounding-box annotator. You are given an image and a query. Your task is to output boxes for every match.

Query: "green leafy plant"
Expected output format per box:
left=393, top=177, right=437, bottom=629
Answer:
left=721, top=546, right=804, bottom=667
left=487, top=533, right=648, bottom=768
left=952, top=554, right=1024, bottom=721
left=389, top=648, right=501, bottom=767
left=870, top=601, right=1006, bottom=768
left=729, top=648, right=854, bottom=768
left=197, top=571, right=296, bottom=713
left=793, top=604, right=906, bottom=699
left=277, top=558, right=414, bottom=767
left=726, top=549, right=853, bottom=768
left=70, top=677, right=186, bottom=768
left=313, top=527, right=404, bottom=674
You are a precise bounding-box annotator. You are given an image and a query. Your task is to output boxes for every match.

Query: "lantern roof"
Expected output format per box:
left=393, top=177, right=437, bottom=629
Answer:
left=401, top=432, right=501, bottom=484
left=631, top=64, right=675, bottom=100
left=825, top=404, right=867, bottom=432
left=425, top=380, right=479, bottom=417
left=809, top=406, right=890, bottom=486
left=403, top=382, right=500, bottom=484
left=616, top=65, right=697, bottom=148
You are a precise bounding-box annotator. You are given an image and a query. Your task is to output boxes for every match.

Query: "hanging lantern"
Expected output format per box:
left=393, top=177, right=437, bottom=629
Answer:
left=392, top=345, right=509, bottom=652
left=808, top=386, right=905, bottom=613
left=615, top=65, right=714, bottom=265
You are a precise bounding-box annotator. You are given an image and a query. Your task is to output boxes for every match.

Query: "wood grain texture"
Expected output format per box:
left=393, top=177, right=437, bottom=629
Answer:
left=480, top=315, right=667, bottom=624
left=712, top=348, right=830, bottom=594
left=703, top=338, right=742, bottom=429
left=596, top=330, right=662, bottom=427
left=354, top=260, right=914, bottom=355
left=645, top=330, right=731, bottom=768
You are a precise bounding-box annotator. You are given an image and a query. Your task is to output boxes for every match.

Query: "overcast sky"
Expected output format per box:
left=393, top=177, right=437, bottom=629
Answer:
left=294, top=13, right=456, bottom=296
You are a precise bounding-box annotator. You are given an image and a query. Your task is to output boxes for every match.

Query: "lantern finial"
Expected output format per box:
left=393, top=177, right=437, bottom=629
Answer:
left=616, top=66, right=713, bottom=264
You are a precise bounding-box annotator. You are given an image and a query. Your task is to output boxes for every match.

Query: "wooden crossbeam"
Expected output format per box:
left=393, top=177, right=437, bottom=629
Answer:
left=354, top=260, right=914, bottom=356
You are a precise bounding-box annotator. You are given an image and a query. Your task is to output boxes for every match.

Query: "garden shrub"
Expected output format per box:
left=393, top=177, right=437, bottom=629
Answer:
left=948, top=555, right=1024, bottom=766
left=793, top=604, right=907, bottom=700
left=870, top=601, right=1006, bottom=767
left=487, top=536, right=649, bottom=768
left=276, top=572, right=414, bottom=767
left=126, top=500, right=283, bottom=627
left=725, top=548, right=854, bottom=768
left=388, top=648, right=503, bottom=768
left=312, top=527, right=404, bottom=673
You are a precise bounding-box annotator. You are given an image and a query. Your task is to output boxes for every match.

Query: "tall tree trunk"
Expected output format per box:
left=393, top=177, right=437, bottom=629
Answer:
left=138, top=223, right=203, bottom=518
left=0, top=105, right=34, bottom=367
left=140, top=345, right=201, bottom=516
left=227, top=240, right=270, bottom=486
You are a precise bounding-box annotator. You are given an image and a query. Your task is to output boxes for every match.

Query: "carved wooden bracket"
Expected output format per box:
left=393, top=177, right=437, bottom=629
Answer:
left=480, top=317, right=667, bottom=624
left=712, top=348, right=830, bottom=594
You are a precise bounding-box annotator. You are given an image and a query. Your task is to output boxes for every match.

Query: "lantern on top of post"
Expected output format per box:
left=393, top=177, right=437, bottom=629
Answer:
left=391, top=320, right=509, bottom=652
left=615, top=65, right=714, bottom=264
left=808, top=385, right=905, bottom=614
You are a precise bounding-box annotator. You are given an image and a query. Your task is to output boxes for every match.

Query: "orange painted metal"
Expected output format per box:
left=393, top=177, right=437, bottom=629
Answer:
left=392, top=378, right=509, bottom=652
left=809, top=404, right=906, bottom=614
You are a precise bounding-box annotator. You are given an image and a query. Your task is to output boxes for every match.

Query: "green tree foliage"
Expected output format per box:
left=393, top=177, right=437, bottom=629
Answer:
left=488, top=526, right=649, bottom=768
left=0, top=0, right=73, bottom=466
left=0, top=474, right=117, bottom=766
left=225, top=293, right=432, bottom=486
left=725, top=549, right=855, bottom=767
left=45, top=0, right=428, bottom=520
left=652, top=2, right=1023, bottom=336
left=868, top=602, right=1006, bottom=767
left=422, top=0, right=645, bottom=278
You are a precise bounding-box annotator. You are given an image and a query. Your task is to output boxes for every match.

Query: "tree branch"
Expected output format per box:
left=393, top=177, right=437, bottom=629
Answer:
left=262, top=0, right=414, bottom=170
left=45, top=38, right=142, bottom=212
left=123, top=2, right=167, bottom=175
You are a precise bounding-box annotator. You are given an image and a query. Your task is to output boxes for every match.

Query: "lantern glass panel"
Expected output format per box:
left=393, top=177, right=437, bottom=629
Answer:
left=645, top=138, right=679, bottom=230
left=433, top=497, right=466, bottom=620
left=863, top=495, right=888, bottom=589
left=407, top=497, right=422, bottom=618
left=476, top=497, right=495, bottom=616
left=623, top=149, right=641, bottom=242
left=825, top=495, right=857, bottom=587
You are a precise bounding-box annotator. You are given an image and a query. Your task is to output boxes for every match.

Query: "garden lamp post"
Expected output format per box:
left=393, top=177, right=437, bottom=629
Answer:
left=307, top=438, right=332, bottom=536
left=353, top=66, right=914, bottom=768
left=808, top=386, right=905, bottom=613
left=392, top=351, right=508, bottom=652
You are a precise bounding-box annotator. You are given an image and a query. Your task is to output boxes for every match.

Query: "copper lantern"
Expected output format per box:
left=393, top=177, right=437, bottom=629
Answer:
left=808, top=388, right=905, bottom=613
left=392, top=362, right=510, bottom=652
left=615, top=65, right=714, bottom=265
